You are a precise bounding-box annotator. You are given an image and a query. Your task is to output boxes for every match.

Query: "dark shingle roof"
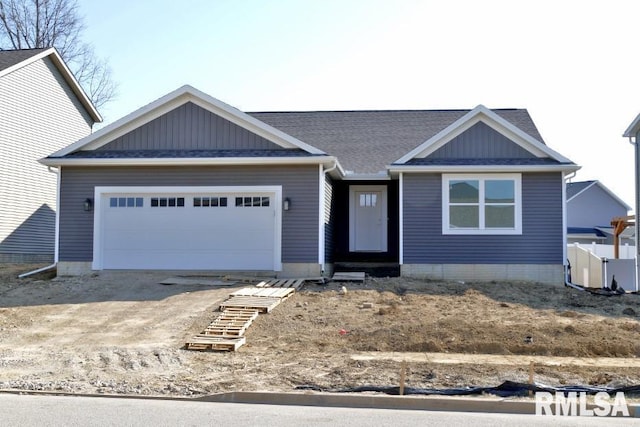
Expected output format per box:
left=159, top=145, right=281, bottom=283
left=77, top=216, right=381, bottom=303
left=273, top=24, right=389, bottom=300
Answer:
left=0, top=48, right=48, bottom=72
left=401, top=158, right=567, bottom=166
left=249, top=109, right=545, bottom=174
left=65, top=149, right=321, bottom=159
left=566, top=181, right=595, bottom=199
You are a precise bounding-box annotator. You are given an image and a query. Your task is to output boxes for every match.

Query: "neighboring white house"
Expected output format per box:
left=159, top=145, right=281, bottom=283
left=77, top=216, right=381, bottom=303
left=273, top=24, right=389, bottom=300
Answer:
left=566, top=180, right=632, bottom=245
left=0, top=48, right=101, bottom=263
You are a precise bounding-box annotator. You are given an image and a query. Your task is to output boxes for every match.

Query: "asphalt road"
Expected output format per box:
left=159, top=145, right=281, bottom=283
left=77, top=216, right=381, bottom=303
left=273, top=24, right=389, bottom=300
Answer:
left=0, top=394, right=637, bottom=426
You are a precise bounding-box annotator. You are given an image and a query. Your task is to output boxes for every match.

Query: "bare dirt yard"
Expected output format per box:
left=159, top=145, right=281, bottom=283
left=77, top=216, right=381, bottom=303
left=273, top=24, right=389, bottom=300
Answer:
left=1, top=264, right=640, bottom=397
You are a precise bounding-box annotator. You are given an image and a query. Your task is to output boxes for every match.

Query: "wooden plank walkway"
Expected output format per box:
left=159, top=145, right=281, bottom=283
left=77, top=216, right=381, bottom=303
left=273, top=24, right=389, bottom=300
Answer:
left=220, top=296, right=283, bottom=313
left=332, top=272, right=366, bottom=282
left=256, top=278, right=306, bottom=289
left=185, top=281, right=301, bottom=352
left=230, top=287, right=295, bottom=299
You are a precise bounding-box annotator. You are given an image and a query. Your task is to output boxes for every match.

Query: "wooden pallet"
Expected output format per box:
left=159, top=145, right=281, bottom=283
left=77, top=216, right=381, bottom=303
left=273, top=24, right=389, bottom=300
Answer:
left=256, top=278, right=305, bottom=289
left=185, top=336, right=246, bottom=351
left=204, top=308, right=258, bottom=335
left=230, top=287, right=295, bottom=299
left=220, top=295, right=283, bottom=313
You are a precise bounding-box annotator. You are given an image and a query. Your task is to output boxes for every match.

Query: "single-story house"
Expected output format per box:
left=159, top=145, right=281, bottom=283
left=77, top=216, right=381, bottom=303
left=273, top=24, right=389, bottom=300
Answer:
left=0, top=48, right=101, bottom=263
left=41, top=85, right=579, bottom=283
left=566, top=180, right=632, bottom=244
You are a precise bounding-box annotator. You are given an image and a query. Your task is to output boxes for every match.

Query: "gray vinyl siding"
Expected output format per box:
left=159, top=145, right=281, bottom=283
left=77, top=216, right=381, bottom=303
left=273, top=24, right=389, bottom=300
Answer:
left=567, top=185, right=629, bottom=228
left=98, top=102, right=279, bottom=151
left=403, top=172, right=563, bottom=264
left=0, top=56, right=93, bottom=257
left=324, top=174, right=334, bottom=263
left=58, top=165, right=319, bottom=264
left=429, top=122, right=536, bottom=159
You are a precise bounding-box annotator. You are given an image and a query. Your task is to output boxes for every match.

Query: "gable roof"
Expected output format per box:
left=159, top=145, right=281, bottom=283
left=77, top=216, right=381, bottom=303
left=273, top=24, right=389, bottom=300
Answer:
left=48, top=85, right=324, bottom=159
left=623, top=112, right=640, bottom=138
left=392, top=105, right=574, bottom=168
left=0, top=47, right=101, bottom=123
left=250, top=108, right=549, bottom=175
left=567, top=180, right=631, bottom=211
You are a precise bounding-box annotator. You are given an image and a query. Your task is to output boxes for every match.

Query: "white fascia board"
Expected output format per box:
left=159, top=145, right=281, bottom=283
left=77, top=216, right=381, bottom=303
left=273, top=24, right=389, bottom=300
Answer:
left=394, top=105, right=575, bottom=165
left=39, top=155, right=338, bottom=168
left=388, top=164, right=581, bottom=174
left=623, top=112, right=640, bottom=137
left=0, top=48, right=101, bottom=123
left=50, top=85, right=324, bottom=157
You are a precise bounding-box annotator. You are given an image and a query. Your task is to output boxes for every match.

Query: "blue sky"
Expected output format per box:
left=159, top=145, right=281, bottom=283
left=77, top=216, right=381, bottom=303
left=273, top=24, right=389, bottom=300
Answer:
left=79, top=0, right=640, bottom=209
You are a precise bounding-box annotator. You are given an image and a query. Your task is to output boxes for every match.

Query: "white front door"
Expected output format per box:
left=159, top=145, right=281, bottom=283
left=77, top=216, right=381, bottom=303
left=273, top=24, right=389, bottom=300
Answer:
left=349, top=185, right=387, bottom=252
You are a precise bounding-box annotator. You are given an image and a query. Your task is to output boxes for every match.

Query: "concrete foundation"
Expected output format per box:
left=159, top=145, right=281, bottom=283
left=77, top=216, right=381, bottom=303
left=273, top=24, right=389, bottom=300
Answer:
left=401, top=263, right=564, bottom=285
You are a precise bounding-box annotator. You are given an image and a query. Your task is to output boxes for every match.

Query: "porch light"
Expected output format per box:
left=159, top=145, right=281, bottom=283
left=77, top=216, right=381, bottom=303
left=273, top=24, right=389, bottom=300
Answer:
left=283, top=198, right=291, bottom=211
left=83, top=198, right=93, bottom=212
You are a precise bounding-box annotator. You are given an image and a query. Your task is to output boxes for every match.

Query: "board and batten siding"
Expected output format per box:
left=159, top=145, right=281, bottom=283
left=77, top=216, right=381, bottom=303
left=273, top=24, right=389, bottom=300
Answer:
left=402, top=172, right=564, bottom=264
left=428, top=122, right=536, bottom=159
left=97, top=102, right=278, bottom=151
left=58, top=165, right=319, bottom=264
left=0, top=57, right=93, bottom=259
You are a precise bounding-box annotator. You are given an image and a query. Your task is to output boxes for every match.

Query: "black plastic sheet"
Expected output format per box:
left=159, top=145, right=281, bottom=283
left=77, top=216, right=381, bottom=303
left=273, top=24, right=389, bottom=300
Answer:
left=296, top=381, right=640, bottom=397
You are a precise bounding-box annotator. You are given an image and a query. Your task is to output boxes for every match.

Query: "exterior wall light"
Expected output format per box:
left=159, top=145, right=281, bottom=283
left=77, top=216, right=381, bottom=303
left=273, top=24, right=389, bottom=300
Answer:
left=283, top=197, right=291, bottom=211
left=83, top=198, right=93, bottom=212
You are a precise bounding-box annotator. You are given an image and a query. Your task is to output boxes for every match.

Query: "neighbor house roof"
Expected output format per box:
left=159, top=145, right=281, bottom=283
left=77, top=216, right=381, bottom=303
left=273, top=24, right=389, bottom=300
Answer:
left=250, top=108, right=547, bottom=175
left=0, top=47, right=101, bottom=123
left=567, top=180, right=631, bottom=211
left=0, top=48, right=48, bottom=71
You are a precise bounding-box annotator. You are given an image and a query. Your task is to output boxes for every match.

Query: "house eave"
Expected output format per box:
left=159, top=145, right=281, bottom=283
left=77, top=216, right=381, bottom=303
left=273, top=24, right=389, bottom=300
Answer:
left=39, top=155, right=339, bottom=168
left=387, top=164, right=581, bottom=175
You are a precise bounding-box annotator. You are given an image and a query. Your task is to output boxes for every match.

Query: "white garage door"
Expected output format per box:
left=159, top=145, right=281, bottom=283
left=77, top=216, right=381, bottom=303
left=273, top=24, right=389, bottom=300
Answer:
left=96, top=188, right=279, bottom=271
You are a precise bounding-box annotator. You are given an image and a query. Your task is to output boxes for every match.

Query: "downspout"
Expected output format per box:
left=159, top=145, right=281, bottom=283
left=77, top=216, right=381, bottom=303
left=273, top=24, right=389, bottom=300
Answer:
left=629, top=134, right=640, bottom=292
left=563, top=170, right=582, bottom=289
left=18, top=166, right=60, bottom=278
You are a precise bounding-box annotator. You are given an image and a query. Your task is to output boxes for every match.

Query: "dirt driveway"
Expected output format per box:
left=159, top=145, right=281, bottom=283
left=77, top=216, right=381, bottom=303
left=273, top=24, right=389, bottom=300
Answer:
left=1, top=264, right=640, bottom=396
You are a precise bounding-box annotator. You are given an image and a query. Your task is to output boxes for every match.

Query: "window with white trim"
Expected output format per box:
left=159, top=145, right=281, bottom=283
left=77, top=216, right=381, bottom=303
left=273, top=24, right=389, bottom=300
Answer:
left=442, top=174, right=522, bottom=235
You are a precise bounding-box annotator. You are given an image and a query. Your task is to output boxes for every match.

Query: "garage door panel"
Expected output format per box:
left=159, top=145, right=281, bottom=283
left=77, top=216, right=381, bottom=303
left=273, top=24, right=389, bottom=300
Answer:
left=99, top=191, right=278, bottom=270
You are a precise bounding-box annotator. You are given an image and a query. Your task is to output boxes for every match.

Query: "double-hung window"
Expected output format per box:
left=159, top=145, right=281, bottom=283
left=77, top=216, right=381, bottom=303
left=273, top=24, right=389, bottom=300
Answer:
left=442, top=173, right=522, bottom=235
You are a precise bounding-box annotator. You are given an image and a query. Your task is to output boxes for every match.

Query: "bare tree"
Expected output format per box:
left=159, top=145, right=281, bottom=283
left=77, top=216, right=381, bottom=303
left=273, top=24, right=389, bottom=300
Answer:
left=0, top=0, right=116, bottom=109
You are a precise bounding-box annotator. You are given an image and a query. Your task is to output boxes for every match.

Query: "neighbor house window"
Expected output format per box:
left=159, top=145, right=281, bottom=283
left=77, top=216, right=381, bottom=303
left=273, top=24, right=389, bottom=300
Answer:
left=442, top=174, right=521, bottom=235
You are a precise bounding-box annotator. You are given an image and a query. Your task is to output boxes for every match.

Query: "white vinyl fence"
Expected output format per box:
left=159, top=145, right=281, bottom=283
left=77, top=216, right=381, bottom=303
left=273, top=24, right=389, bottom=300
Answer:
left=566, top=243, right=637, bottom=288
left=567, top=242, right=635, bottom=259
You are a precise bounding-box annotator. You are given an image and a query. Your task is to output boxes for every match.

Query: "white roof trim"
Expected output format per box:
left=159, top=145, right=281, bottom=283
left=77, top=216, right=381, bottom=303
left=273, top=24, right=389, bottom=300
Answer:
left=394, top=104, right=574, bottom=165
left=623, top=112, right=640, bottom=138
left=39, top=155, right=338, bottom=168
left=0, top=48, right=101, bottom=122
left=50, top=85, right=324, bottom=157
left=568, top=180, right=632, bottom=211
left=388, top=164, right=580, bottom=174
